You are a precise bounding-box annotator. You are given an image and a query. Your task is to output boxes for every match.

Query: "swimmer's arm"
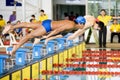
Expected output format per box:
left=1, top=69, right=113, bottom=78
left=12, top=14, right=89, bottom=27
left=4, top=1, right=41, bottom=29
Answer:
left=33, top=38, right=41, bottom=46
left=46, top=27, right=66, bottom=38
left=45, top=35, right=63, bottom=45
left=67, top=29, right=85, bottom=40
left=67, top=23, right=92, bottom=40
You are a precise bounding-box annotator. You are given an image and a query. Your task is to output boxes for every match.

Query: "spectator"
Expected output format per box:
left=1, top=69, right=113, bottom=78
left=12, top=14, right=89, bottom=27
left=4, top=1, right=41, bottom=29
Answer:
left=64, top=12, right=69, bottom=20
left=110, top=19, right=120, bottom=43
left=0, top=15, right=6, bottom=34
left=27, top=19, right=34, bottom=33
left=26, top=19, right=36, bottom=35
left=0, top=15, right=6, bottom=27
left=39, top=9, right=48, bottom=22
left=75, top=13, right=79, bottom=19
left=7, top=21, right=11, bottom=24
left=69, top=11, right=75, bottom=21
left=14, top=20, right=22, bottom=39
left=97, top=9, right=120, bottom=47
left=30, top=19, right=34, bottom=23
left=97, top=9, right=112, bottom=48
left=9, top=11, right=16, bottom=22
left=31, top=14, right=37, bottom=22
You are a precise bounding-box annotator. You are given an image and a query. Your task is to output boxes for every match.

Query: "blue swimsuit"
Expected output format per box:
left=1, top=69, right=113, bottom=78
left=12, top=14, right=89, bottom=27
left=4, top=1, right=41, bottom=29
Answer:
left=42, top=19, right=52, bottom=32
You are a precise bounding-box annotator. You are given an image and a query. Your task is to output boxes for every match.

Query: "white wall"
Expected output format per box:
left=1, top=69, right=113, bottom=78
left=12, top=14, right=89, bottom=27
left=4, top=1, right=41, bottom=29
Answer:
left=41, top=0, right=53, bottom=19
left=53, top=0, right=86, bottom=5
left=0, top=0, right=36, bottom=22
left=0, top=0, right=22, bottom=22
left=1, top=0, right=87, bottom=21
left=0, top=0, right=53, bottom=22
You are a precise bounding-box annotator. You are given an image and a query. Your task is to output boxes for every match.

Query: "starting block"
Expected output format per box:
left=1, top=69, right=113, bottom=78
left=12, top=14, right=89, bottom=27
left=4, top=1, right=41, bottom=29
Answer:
left=40, top=40, right=55, bottom=54
left=0, top=54, right=9, bottom=74
left=56, top=38, right=73, bottom=49
left=47, top=40, right=56, bottom=54
left=7, top=47, right=29, bottom=65
left=55, top=38, right=65, bottom=50
left=64, top=33, right=83, bottom=44
left=33, top=44, right=44, bottom=59
left=22, top=42, right=33, bottom=62
left=66, top=39, right=73, bottom=47
left=23, top=43, right=33, bottom=49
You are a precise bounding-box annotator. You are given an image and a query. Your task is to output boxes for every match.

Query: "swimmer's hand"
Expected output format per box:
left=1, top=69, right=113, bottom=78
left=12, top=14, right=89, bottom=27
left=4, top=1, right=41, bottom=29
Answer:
left=33, top=38, right=41, bottom=46
left=42, top=36, right=48, bottom=39
left=67, top=35, right=74, bottom=40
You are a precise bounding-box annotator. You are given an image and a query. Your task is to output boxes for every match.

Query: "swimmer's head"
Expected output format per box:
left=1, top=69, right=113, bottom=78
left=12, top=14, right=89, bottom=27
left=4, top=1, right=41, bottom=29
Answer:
left=74, top=16, right=86, bottom=29
left=75, top=16, right=86, bottom=25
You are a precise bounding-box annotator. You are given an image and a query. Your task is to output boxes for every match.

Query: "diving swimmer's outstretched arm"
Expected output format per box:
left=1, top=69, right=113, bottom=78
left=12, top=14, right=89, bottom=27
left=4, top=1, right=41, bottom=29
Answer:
left=33, top=34, right=63, bottom=46
left=67, top=15, right=97, bottom=40
left=45, top=35, right=63, bottom=45
left=45, top=26, right=67, bottom=38
left=67, top=29, right=85, bottom=40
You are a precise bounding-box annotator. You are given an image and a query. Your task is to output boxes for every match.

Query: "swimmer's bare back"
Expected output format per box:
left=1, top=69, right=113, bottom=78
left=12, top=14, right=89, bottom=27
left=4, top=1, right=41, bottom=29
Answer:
left=2, top=20, right=75, bottom=35
left=51, top=20, right=75, bottom=30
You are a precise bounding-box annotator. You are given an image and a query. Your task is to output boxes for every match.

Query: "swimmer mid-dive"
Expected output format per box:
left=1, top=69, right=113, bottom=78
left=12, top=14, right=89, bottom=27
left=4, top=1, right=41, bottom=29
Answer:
left=2, top=15, right=98, bottom=55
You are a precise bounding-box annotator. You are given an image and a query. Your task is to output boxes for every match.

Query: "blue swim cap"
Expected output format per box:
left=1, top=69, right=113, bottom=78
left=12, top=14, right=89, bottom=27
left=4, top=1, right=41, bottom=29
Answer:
left=75, top=16, right=86, bottom=24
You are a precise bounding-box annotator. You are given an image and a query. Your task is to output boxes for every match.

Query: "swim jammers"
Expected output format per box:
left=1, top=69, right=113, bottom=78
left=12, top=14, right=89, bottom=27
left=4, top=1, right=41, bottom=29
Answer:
left=42, top=19, right=52, bottom=32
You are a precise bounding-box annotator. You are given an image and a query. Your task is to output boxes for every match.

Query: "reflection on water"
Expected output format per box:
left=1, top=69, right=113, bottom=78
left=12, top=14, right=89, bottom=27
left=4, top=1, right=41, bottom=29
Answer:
left=47, top=48, right=120, bottom=80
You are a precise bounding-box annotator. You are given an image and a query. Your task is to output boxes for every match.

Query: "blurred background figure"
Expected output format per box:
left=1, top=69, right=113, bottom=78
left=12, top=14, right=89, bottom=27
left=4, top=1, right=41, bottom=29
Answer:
left=64, top=12, right=69, bottom=20
left=110, top=19, right=120, bottom=43
left=97, top=9, right=112, bottom=48
left=39, top=9, right=48, bottom=22
left=31, top=14, right=37, bottom=22
left=75, top=13, right=79, bottom=19
left=9, top=11, right=16, bottom=22
left=69, top=11, right=75, bottom=21
left=14, top=20, right=23, bottom=39
left=0, top=15, right=6, bottom=27
left=0, top=15, right=6, bottom=35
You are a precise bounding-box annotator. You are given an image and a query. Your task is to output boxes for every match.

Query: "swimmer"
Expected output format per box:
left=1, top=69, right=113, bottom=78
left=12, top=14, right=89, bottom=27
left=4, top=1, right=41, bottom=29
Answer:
left=2, top=15, right=98, bottom=55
